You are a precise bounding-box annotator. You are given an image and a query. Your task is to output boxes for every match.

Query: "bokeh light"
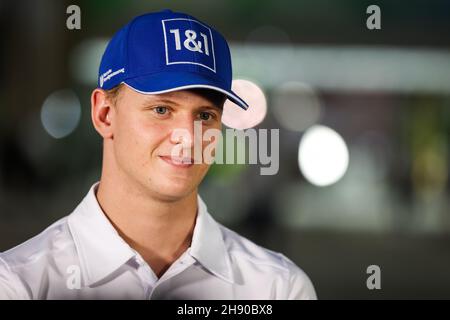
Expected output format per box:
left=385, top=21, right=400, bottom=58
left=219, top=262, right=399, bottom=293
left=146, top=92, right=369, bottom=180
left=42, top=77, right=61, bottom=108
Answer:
left=222, top=79, right=267, bottom=130
left=272, top=81, right=322, bottom=132
left=70, top=38, right=108, bottom=85
left=298, top=125, right=349, bottom=187
left=40, top=89, right=81, bottom=139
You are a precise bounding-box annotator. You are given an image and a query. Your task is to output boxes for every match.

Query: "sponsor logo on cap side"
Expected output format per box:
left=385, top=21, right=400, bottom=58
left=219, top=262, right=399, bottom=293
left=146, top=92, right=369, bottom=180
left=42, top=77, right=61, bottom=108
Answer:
left=100, top=68, right=125, bottom=87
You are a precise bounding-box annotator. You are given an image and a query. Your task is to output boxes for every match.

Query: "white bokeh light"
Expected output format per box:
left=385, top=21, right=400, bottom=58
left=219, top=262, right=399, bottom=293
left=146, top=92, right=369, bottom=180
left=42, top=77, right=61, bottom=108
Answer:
left=298, top=125, right=349, bottom=187
left=40, top=89, right=81, bottom=139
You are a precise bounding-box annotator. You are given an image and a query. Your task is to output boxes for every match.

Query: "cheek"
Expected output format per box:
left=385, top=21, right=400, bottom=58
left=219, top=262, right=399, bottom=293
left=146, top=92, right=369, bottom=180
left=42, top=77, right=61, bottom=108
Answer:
left=114, top=115, right=167, bottom=163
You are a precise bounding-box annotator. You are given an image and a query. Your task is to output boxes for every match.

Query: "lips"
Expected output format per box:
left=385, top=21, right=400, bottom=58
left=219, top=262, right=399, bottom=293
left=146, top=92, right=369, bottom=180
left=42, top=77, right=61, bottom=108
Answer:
left=159, top=155, right=194, bottom=168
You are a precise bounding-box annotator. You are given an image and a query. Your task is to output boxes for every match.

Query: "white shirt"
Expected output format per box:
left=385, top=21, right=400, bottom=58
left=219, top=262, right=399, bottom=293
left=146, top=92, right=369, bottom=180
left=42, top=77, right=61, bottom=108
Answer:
left=0, top=183, right=317, bottom=300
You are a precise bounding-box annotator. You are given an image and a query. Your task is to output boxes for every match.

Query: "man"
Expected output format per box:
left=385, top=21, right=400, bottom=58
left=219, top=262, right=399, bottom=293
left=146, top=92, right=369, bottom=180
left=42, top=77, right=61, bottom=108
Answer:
left=0, top=9, right=316, bottom=299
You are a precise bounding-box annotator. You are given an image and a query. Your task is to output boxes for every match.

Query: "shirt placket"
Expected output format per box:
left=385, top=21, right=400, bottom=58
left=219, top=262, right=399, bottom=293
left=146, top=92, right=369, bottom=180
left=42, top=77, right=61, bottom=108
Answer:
left=147, top=250, right=196, bottom=300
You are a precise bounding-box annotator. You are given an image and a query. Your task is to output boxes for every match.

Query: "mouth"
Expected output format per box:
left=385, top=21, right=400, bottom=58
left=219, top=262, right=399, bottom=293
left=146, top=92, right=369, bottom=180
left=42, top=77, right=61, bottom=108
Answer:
left=159, top=155, right=194, bottom=168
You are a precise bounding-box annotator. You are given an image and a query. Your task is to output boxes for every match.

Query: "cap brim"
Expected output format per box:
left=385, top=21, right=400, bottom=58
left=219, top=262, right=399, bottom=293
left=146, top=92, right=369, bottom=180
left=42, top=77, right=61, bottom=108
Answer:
left=122, top=72, right=249, bottom=110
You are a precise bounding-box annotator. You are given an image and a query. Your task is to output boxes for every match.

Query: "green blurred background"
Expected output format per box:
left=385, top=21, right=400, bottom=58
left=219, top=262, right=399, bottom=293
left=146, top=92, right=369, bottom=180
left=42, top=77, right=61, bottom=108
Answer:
left=1, top=0, right=450, bottom=299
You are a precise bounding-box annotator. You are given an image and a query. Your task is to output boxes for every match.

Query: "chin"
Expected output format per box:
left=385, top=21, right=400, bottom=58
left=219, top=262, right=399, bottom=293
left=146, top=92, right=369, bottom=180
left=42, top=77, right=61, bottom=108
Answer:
left=149, top=177, right=197, bottom=201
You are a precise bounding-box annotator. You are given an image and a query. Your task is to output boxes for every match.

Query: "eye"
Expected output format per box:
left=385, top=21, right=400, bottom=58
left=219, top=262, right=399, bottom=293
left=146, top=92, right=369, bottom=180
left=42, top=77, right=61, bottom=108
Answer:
left=199, top=111, right=214, bottom=121
left=153, top=106, right=168, bottom=115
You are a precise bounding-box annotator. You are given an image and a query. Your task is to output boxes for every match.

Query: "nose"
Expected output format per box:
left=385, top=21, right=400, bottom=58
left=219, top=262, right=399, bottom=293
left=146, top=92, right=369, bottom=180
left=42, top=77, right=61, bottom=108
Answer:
left=169, top=115, right=199, bottom=149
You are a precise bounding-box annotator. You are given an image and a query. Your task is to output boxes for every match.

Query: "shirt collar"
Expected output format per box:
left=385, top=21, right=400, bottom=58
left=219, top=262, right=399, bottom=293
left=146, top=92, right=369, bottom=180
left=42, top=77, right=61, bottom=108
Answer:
left=189, top=195, right=234, bottom=284
left=68, top=182, right=234, bottom=287
left=67, top=182, right=135, bottom=286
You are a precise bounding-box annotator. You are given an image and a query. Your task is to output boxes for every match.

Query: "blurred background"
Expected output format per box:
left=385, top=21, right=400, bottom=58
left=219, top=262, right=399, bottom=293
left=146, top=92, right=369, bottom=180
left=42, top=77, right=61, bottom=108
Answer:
left=1, top=0, right=450, bottom=299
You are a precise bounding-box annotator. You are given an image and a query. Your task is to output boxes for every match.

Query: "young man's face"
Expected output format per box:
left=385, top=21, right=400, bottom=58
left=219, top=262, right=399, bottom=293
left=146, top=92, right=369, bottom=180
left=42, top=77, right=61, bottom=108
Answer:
left=108, top=85, right=223, bottom=201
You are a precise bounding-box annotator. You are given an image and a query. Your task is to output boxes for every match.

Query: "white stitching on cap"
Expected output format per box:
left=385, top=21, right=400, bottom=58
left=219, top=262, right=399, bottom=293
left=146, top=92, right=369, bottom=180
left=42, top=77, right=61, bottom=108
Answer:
left=122, top=82, right=248, bottom=110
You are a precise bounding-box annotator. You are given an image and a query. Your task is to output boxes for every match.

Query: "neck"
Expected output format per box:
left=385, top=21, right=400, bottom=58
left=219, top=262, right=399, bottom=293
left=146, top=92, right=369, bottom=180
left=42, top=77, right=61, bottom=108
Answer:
left=95, top=166, right=198, bottom=278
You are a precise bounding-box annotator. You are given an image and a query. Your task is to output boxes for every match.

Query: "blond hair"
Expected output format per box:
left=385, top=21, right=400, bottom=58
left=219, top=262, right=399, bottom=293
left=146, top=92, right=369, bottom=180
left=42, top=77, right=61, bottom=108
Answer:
left=104, top=83, right=124, bottom=106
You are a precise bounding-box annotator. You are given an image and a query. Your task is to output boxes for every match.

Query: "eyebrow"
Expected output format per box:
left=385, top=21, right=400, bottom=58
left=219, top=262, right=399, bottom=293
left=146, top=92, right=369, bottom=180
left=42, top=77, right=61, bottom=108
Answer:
left=144, top=98, right=181, bottom=106
left=143, top=98, right=223, bottom=112
left=198, top=105, right=223, bottom=113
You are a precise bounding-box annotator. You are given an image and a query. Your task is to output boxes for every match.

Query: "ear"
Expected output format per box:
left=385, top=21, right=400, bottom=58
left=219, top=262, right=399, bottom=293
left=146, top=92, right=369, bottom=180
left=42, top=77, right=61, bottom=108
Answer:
left=91, top=88, right=114, bottom=139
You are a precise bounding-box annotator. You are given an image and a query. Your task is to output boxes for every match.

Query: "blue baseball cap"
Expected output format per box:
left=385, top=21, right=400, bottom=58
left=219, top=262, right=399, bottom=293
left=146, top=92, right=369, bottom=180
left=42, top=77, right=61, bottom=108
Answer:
left=98, top=9, right=249, bottom=110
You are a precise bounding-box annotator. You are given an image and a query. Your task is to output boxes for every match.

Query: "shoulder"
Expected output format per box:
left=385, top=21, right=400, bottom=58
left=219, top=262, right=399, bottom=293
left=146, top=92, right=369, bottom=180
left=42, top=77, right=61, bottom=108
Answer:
left=1, top=216, right=72, bottom=267
left=0, top=256, right=28, bottom=299
left=219, top=225, right=317, bottom=300
left=0, top=216, right=76, bottom=299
